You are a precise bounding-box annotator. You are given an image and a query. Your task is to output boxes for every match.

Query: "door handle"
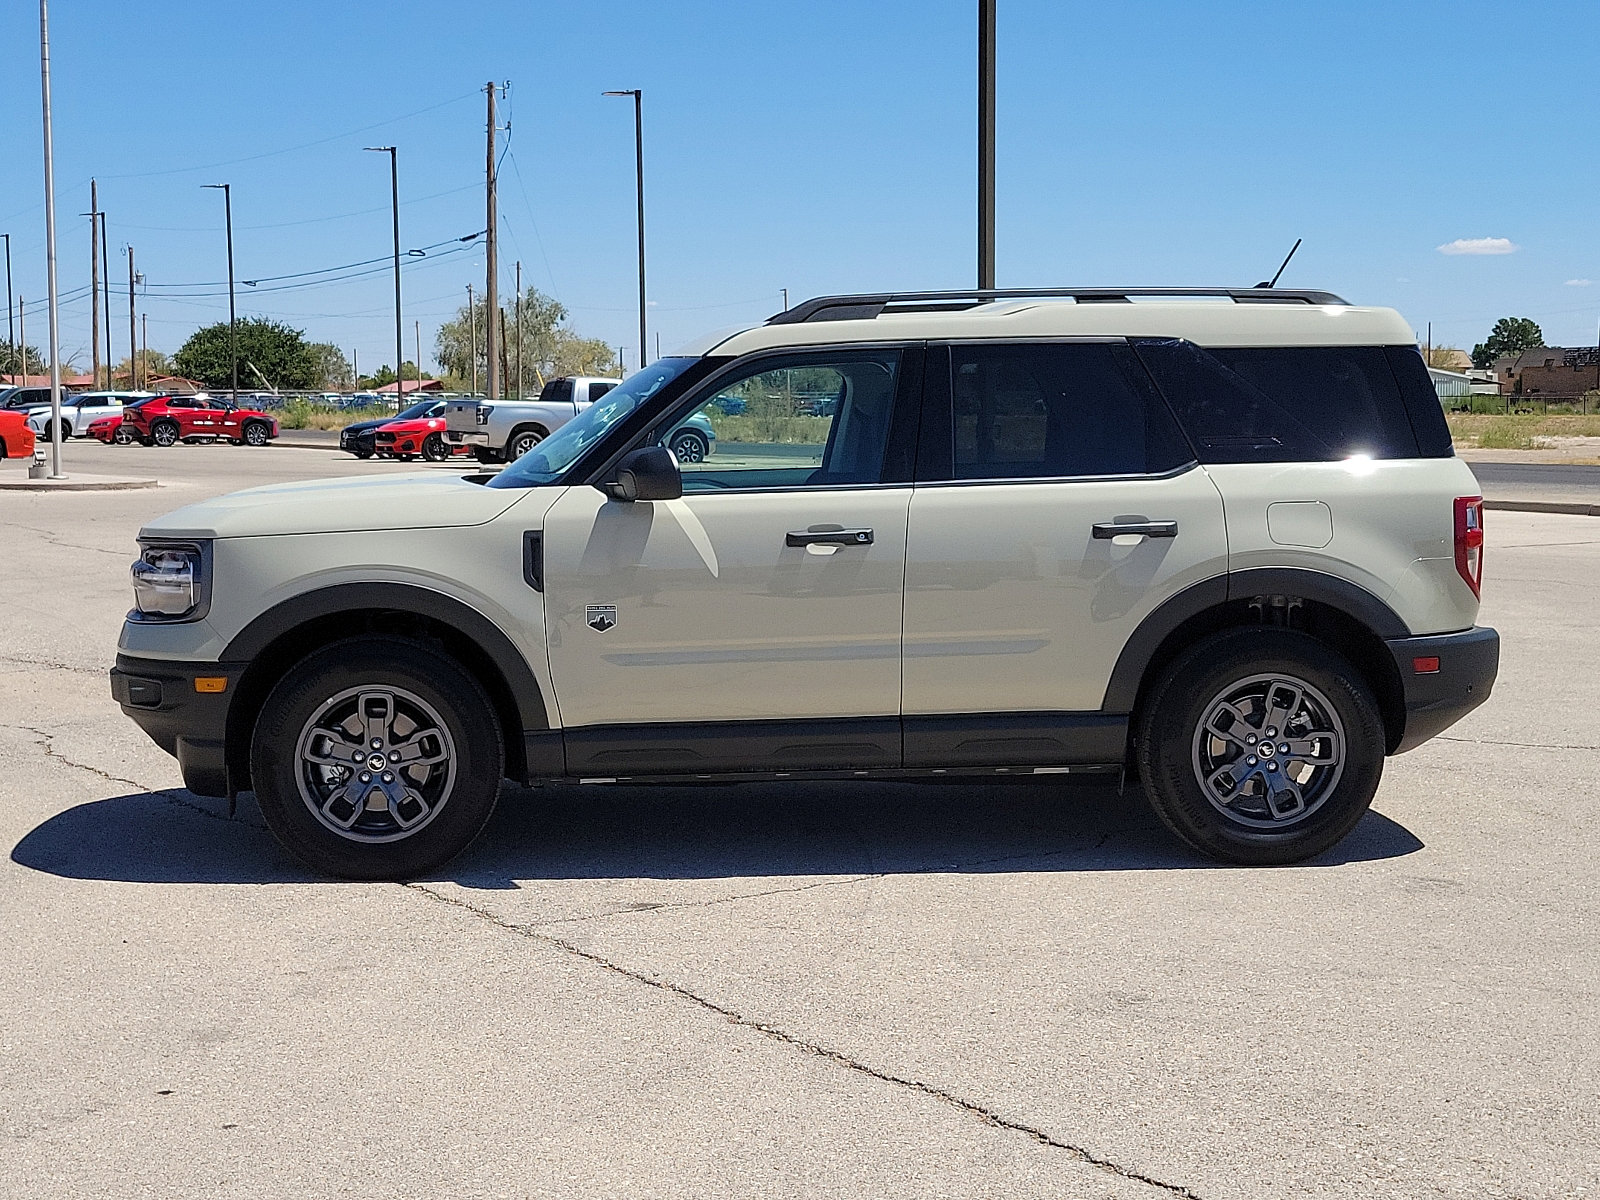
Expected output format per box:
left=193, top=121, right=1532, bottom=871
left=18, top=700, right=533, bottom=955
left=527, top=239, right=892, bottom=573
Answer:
left=1092, top=520, right=1178, bottom=539
left=786, top=527, right=874, bottom=547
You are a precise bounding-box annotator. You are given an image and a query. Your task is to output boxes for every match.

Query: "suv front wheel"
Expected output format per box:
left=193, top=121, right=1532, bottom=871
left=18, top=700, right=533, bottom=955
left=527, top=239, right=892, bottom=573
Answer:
left=250, top=636, right=504, bottom=879
left=1136, top=628, right=1385, bottom=865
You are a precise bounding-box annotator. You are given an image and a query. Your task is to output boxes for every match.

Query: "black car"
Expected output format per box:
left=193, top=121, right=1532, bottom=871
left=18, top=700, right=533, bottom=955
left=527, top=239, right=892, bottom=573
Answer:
left=338, top=399, right=436, bottom=458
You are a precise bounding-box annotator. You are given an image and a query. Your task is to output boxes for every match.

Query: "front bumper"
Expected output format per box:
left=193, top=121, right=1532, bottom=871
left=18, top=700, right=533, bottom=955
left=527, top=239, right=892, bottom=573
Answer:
left=110, top=654, right=245, bottom=797
left=1385, top=625, right=1500, bottom=753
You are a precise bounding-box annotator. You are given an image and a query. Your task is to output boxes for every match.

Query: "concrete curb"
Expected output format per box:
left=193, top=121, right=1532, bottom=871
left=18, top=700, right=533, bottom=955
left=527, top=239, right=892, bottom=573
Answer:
left=0, top=474, right=159, bottom=492
left=1484, top=499, right=1600, bottom=516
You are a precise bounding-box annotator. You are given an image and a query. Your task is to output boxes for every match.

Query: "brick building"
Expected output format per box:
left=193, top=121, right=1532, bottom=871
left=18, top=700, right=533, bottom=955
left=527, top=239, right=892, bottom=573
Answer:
left=1493, top=346, right=1600, bottom=396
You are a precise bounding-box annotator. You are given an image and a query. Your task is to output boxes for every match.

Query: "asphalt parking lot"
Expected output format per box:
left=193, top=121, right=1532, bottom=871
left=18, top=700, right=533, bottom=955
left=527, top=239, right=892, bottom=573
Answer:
left=1, top=441, right=1596, bottom=1199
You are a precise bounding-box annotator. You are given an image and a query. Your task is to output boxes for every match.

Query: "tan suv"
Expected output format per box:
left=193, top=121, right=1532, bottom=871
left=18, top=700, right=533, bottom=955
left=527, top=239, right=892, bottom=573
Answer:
left=111, top=287, right=1498, bottom=878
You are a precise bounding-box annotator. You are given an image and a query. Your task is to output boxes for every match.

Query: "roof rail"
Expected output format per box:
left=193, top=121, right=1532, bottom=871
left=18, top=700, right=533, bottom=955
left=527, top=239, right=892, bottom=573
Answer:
left=767, top=287, right=1350, bottom=325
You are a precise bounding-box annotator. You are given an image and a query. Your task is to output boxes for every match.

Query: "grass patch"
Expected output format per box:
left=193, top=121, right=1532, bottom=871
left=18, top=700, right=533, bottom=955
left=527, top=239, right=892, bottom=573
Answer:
left=275, top=401, right=390, bottom=430
left=1446, top=410, right=1600, bottom=447
left=708, top=412, right=831, bottom=445
left=1474, top=420, right=1540, bottom=450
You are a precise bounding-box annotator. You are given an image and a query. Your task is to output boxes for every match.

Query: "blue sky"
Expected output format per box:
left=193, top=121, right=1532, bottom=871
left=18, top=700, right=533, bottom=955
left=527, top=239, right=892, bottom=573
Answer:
left=2, top=0, right=1597, bottom=377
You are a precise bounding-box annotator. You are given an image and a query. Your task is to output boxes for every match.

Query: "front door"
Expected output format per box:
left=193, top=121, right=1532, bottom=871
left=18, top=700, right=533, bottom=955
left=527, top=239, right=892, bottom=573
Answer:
left=901, top=340, right=1229, bottom=766
left=541, top=346, right=919, bottom=776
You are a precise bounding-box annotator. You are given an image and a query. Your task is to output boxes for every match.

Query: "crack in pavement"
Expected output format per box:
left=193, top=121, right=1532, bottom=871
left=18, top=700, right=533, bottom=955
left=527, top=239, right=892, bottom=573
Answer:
left=1437, top=734, right=1600, bottom=753
left=3, top=723, right=266, bottom=830
left=404, top=881, right=1201, bottom=1199
left=6, top=521, right=132, bottom=559
left=0, top=653, right=105, bottom=677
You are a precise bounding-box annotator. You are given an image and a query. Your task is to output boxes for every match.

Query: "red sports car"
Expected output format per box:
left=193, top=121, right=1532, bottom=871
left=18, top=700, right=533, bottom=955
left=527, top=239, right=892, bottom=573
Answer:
left=0, top=410, right=37, bottom=459
left=373, top=410, right=472, bottom=462
left=121, top=395, right=279, bottom=447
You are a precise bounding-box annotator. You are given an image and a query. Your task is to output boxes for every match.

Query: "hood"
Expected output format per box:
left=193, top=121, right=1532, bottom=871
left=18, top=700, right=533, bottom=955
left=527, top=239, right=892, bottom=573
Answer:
left=141, top=472, right=525, bottom=539
left=342, top=418, right=389, bottom=435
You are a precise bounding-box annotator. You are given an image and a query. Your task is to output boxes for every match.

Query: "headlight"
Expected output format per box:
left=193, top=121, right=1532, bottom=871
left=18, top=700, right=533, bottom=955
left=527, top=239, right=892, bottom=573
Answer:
left=130, top=540, right=211, bottom=622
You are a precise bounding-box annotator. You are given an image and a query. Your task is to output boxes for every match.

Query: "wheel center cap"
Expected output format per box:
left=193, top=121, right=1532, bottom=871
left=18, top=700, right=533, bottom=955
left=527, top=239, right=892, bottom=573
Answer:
left=367, top=753, right=388, bottom=771
left=1260, top=743, right=1275, bottom=758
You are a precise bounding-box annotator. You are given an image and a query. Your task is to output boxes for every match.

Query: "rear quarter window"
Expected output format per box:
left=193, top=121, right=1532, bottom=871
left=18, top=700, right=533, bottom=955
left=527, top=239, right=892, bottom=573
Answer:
left=1132, top=341, right=1435, bottom=462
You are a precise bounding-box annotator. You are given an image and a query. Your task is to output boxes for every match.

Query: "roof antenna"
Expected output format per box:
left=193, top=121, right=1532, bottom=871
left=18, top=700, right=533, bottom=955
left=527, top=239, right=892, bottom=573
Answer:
left=1256, top=238, right=1302, bottom=289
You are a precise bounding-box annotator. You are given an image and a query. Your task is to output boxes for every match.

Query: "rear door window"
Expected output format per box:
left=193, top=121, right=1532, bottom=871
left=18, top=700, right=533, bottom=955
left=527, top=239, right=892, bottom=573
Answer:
left=926, top=342, right=1192, bottom=481
left=1132, top=341, right=1424, bottom=462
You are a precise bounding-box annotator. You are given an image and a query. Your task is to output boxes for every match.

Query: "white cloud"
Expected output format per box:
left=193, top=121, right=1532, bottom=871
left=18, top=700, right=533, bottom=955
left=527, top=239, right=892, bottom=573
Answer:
left=1437, top=237, right=1518, bottom=256
left=1565, top=278, right=1593, bottom=287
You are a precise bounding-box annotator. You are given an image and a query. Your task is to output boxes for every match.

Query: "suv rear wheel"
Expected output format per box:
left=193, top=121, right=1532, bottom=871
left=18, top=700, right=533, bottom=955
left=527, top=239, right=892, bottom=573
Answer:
left=243, top=420, right=271, bottom=447
left=250, top=636, right=504, bottom=879
left=506, top=427, right=546, bottom=459
left=1136, top=628, right=1384, bottom=865
left=151, top=420, right=180, bottom=447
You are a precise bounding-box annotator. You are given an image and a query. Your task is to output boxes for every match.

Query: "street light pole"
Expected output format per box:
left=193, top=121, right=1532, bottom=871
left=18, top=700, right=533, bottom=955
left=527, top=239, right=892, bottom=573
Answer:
left=2, top=233, right=12, bottom=374
left=467, top=284, right=477, bottom=395
left=978, top=0, right=996, bottom=290
left=39, top=0, right=65, bottom=476
left=365, top=146, right=403, bottom=405
left=98, top=212, right=111, bottom=380
left=604, top=89, right=647, bottom=367
left=203, top=183, right=236, bottom=402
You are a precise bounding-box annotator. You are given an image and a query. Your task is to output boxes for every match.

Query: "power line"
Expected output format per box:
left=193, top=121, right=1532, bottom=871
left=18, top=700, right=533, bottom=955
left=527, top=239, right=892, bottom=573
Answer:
left=136, top=232, right=482, bottom=292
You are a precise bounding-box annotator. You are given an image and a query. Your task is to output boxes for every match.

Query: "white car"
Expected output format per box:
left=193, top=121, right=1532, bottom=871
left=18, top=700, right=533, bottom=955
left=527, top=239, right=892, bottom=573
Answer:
left=112, top=287, right=1498, bottom=878
left=26, top=390, right=154, bottom=440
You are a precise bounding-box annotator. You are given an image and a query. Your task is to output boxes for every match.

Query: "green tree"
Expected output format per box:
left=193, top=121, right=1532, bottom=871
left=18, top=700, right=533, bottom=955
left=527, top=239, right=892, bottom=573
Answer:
left=1, top=342, right=47, bottom=379
left=360, top=361, right=427, bottom=388
left=434, top=286, right=616, bottom=396
left=1471, top=317, right=1544, bottom=370
left=174, top=317, right=318, bottom=390
left=306, top=342, right=354, bottom=390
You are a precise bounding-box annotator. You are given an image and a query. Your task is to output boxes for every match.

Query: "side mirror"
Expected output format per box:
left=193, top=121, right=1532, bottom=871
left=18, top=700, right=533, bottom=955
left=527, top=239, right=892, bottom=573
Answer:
left=602, top=445, right=682, bottom=502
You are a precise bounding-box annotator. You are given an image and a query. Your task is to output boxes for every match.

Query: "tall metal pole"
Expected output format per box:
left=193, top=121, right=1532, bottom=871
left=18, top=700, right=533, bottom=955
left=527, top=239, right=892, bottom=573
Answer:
left=88, top=182, right=100, bottom=386
left=978, top=0, right=996, bottom=290
left=363, top=146, right=403, bottom=404
left=40, top=0, right=65, bottom=475
left=781, top=287, right=788, bottom=311
left=2, top=234, right=12, bottom=378
left=16, top=298, right=22, bottom=385
left=484, top=83, right=499, bottom=403
left=414, top=319, right=422, bottom=389
left=514, top=260, right=522, bottom=398
left=352, top=348, right=358, bottom=391
left=127, top=246, right=137, bottom=392
left=466, top=284, right=477, bottom=395
left=141, top=313, right=147, bottom=387
left=98, top=212, right=110, bottom=381
left=204, top=183, right=237, bottom=401
left=604, top=89, right=647, bottom=367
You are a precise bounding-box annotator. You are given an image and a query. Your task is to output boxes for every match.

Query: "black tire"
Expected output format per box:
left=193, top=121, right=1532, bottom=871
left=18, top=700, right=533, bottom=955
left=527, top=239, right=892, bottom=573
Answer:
left=1136, top=627, right=1385, bottom=865
left=669, top=429, right=708, bottom=464
left=471, top=446, right=503, bottom=465
left=421, top=432, right=450, bottom=462
left=151, top=420, right=180, bottom=447
left=395, top=453, right=415, bottom=462
left=506, top=427, right=546, bottom=460
left=250, top=636, right=504, bottom=880
left=243, top=420, right=271, bottom=447
left=45, top=420, right=71, bottom=441
left=113, top=424, right=135, bottom=445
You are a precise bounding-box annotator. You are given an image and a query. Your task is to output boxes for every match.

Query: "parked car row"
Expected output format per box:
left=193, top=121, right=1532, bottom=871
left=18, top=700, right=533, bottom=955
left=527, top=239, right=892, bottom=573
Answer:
left=58, top=393, right=282, bottom=447
left=338, top=399, right=470, bottom=462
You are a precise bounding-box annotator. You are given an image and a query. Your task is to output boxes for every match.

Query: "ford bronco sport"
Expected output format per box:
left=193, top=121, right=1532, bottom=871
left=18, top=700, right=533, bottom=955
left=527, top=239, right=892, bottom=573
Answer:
left=112, top=287, right=1499, bottom=878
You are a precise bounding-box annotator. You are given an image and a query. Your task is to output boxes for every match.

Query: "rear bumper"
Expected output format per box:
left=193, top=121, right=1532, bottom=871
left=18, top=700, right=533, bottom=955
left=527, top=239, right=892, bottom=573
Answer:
left=445, top=429, right=489, bottom=446
left=1385, top=626, right=1500, bottom=753
left=110, top=654, right=245, bottom=797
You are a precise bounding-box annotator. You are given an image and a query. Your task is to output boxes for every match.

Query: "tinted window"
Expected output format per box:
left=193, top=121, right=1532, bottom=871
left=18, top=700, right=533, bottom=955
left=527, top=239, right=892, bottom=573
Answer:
left=660, top=352, right=902, bottom=492
left=1383, top=345, right=1453, bottom=457
left=589, top=381, right=617, bottom=403
left=944, top=343, right=1190, bottom=480
left=541, top=378, right=574, bottom=406
left=1133, top=341, right=1423, bottom=462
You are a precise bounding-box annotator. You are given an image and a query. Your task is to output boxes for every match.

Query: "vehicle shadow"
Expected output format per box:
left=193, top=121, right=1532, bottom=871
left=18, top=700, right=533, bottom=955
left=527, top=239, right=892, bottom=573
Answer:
left=10, top=776, right=1424, bottom=887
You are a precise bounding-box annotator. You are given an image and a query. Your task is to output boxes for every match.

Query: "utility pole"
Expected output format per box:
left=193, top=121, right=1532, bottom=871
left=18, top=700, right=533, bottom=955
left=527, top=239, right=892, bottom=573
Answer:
left=414, top=319, right=422, bottom=389
left=141, top=313, right=147, bottom=387
left=40, top=0, right=65, bottom=476
left=16, top=298, right=22, bottom=384
left=978, top=0, right=996, bottom=290
left=484, top=82, right=500, bottom=403
left=2, top=233, right=12, bottom=374
left=88, top=182, right=100, bottom=385
left=203, top=183, right=237, bottom=402
left=352, top=348, right=358, bottom=391
left=467, top=284, right=477, bottom=394
left=781, top=287, right=788, bottom=311
left=604, top=89, right=647, bottom=367
left=514, top=260, right=522, bottom=398
left=364, top=146, right=403, bottom=405
left=1426, top=322, right=1432, bottom=367
left=98, top=212, right=110, bottom=380
left=127, top=246, right=137, bottom=392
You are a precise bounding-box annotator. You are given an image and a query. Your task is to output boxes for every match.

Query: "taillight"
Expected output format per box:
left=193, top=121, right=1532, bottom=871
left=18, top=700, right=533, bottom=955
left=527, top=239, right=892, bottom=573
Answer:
left=1454, top=496, right=1484, bottom=599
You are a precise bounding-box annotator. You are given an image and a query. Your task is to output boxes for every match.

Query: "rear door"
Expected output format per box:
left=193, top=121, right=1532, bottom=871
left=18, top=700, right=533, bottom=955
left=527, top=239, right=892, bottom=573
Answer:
left=901, top=340, right=1228, bottom=766
left=540, top=346, right=921, bottom=775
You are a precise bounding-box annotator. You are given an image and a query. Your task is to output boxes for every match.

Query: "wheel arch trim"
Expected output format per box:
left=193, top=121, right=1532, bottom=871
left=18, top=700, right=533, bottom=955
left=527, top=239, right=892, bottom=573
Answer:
left=1101, top=568, right=1409, bottom=714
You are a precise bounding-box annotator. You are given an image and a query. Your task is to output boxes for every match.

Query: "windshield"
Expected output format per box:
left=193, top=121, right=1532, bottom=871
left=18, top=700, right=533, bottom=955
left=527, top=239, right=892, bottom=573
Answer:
left=488, top=357, right=702, bottom=488
left=394, top=399, right=436, bottom=420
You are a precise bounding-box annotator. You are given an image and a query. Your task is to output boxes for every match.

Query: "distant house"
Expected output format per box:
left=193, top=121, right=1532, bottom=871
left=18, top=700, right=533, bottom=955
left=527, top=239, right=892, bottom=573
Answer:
left=1494, top=347, right=1600, bottom=396
left=1426, top=349, right=1473, bottom=372
left=1465, top=369, right=1501, bottom=396
left=1426, top=367, right=1472, bottom=400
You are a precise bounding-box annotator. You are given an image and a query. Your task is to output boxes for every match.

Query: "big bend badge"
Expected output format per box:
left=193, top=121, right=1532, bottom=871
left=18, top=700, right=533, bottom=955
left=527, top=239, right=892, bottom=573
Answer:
left=586, top=605, right=617, bottom=633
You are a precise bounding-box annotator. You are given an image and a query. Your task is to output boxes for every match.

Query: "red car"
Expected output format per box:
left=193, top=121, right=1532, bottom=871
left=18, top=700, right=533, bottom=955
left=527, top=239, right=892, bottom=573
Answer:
left=87, top=413, right=136, bottom=444
left=122, top=395, right=279, bottom=447
left=0, top=410, right=37, bottom=459
left=373, top=407, right=472, bottom=462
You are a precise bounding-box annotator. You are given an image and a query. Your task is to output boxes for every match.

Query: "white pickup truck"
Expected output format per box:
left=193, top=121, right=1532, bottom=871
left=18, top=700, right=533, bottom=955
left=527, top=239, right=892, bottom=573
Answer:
left=444, top=376, right=622, bottom=464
